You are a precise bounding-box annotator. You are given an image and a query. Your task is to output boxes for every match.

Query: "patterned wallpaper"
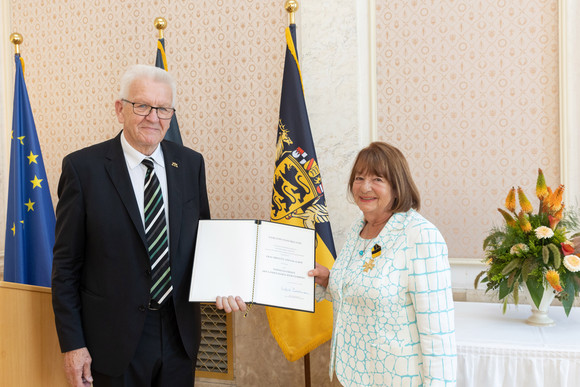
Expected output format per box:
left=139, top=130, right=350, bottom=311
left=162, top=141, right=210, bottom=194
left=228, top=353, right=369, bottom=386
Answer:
left=9, top=0, right=285, bottom=222
left=5, top=1, right=561, bottom=260
left=376, top=0, right=560, bottom=257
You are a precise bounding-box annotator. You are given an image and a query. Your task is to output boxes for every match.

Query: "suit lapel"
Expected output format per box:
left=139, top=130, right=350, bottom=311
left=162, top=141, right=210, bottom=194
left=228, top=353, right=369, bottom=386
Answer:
left=104, top=133, right=148, bottom=247
left=162, top=141, right=183, bottom=262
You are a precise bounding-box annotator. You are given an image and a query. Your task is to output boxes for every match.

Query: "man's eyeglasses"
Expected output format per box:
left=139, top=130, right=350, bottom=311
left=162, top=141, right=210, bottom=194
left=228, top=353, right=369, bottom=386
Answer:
left=121, top=99, right=176, bottom=120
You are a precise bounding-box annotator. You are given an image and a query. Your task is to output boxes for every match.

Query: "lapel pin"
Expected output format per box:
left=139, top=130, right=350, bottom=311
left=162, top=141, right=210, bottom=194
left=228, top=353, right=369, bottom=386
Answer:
left=171, top=162, right=179, bottom=168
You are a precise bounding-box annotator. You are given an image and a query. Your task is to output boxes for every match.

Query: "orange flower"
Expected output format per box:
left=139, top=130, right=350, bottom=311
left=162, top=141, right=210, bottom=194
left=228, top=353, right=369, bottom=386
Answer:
left=548, top=204, right=564, bottom=229
left=517, top=211, right=532, bottom=233
left=517, top=187, right=533, bottom=214
left=549, top=215, right=560, bottom=230
left=546, top=270, right=563, bottom=292
left=505, top=187, right=516, bottom=212
left=554, top=203, right=564, bottom=220
left=498, top=208, right=517, bottom=227
left=536, top=168, right=549, bottom=200
left=561, top=241, right=575, bottom=256
left=547, top=184, right=565, bottom=212
left=542, top=187, right=554, bottom=213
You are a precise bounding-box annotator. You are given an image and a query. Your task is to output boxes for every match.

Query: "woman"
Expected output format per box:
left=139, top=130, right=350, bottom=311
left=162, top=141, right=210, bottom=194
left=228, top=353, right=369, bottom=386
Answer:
left=310, top=142, right=457, bottom=386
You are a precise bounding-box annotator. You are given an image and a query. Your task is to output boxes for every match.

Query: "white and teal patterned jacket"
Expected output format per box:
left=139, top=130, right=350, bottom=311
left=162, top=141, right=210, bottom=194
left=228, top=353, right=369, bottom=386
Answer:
left=316, top=209, right=457, bottom=386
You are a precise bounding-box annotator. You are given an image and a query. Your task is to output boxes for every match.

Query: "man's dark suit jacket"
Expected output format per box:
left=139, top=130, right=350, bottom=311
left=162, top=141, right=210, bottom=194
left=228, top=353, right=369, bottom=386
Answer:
left=52, top=132, right=210, bottom=376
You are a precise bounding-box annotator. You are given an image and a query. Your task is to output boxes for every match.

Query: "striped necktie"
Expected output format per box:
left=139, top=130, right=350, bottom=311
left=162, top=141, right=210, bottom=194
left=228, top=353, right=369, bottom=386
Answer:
left=142, top=158, right=172, bottom=308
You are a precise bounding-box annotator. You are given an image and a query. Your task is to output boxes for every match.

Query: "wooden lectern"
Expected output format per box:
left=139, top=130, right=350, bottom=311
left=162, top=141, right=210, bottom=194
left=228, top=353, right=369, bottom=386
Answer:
left=0, top=281, right=67, bottom=386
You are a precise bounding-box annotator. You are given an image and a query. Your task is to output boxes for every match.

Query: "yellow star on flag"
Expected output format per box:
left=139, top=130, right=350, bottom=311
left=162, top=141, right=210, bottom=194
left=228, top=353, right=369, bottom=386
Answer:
left=11, top=223, right=15, bottom=236
left=18, top=136, right=26, bottom=145
left=30, top=175, right=43, bottom=189
left=25, top=199, right=35, bottom=211
left=27, top=151, right=39, bottom=164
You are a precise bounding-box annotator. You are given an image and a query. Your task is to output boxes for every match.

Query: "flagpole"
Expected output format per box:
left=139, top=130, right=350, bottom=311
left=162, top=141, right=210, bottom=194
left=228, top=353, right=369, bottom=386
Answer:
left=282, top=2, right=314, bottom=385
left=285, top=0, right=298, bottom=25
left=10, top=32, right=22, bottom=54
left=154, top=17, right=166, bottom=39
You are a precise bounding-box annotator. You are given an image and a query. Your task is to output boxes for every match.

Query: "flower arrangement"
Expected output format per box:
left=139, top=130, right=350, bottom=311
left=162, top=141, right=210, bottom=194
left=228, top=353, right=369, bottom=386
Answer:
left=475, top=169, right=580, bottom=315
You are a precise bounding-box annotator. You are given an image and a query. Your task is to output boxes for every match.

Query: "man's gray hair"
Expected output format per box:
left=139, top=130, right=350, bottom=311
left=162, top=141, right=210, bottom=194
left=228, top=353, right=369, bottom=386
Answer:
left=119, top=64, right=177, bottom=107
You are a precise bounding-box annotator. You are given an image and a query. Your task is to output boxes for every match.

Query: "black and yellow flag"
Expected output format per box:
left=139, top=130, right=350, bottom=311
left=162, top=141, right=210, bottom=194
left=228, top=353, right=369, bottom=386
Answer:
left=155, top=37, right=183, bottom=145
left=267, top=24, right=337, bottom=362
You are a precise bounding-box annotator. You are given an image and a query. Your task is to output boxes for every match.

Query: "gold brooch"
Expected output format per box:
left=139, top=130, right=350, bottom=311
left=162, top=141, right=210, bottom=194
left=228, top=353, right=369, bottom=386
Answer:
left=363, top=244, right=382, bottom=272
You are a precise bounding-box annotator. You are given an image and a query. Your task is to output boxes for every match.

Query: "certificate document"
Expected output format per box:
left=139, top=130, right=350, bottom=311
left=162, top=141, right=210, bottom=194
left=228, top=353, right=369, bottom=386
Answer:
left=189, top=219, right=316, bottom=312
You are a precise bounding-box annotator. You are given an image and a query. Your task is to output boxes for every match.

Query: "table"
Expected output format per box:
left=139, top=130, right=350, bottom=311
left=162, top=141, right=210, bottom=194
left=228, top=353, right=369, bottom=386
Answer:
left=455, top=301, right=580, bottom=387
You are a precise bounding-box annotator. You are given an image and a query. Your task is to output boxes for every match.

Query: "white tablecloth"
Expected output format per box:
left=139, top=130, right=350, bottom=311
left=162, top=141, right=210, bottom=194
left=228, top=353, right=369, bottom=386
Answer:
left=455, top=301, right=580, bottom=387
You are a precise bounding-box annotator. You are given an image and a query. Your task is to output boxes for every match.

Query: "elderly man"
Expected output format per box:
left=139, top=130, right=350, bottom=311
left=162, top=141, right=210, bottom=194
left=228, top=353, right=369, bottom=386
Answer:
left=52, top=64, right=244, bottom=387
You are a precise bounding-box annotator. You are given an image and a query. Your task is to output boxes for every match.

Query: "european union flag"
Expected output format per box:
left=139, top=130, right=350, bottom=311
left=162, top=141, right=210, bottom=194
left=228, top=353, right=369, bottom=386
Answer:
left=155, top=37, right=183, bottom=145
left=3, top=54, right=55, bottom=287
left=267, top=24, right=337, bottom=362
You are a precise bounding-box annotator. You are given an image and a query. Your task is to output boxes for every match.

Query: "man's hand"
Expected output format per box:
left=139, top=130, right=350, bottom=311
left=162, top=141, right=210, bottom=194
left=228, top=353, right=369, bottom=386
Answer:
left=216, top=296, right=247, bottom=313
left=63, top=347, right=92, bottom=387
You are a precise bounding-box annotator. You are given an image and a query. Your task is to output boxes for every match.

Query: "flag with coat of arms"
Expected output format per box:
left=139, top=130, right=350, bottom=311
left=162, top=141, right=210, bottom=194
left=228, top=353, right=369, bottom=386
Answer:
left=267, top=23, right=337, bottom=362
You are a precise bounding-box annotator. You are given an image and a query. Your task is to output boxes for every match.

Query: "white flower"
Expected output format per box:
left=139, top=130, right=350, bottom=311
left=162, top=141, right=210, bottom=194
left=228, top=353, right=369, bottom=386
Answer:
left=510, top=243, right=529, bottom=255
left=535, top=226, right=554, bottom=239
left=563, top=255, right=580, bottom=272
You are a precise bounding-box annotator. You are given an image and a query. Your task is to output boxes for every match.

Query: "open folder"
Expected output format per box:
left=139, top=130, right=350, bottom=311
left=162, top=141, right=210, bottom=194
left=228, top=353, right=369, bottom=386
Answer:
left=189, top=219, right=316, bottom=312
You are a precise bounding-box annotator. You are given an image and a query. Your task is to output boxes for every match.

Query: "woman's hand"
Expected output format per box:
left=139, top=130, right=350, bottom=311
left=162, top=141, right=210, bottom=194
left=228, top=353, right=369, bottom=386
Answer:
left=215, top=296, right=247, bottom=314
left=308, top=262, right=330, bottom=288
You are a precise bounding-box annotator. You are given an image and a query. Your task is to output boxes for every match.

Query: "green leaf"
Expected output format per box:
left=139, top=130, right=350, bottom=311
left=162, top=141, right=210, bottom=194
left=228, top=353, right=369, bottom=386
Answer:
left=513, top=281, right=519, bottom=304
left=525, top=278, right=544, bottom=309
left=562, top=275, right=576, bottom=317
left=499, top=280, right=511, bottom=300
left=502, top=298, right=508, bottom=314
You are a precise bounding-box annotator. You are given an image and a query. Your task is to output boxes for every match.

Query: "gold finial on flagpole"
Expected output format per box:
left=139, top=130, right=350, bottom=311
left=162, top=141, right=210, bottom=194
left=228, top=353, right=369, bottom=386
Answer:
left=154, top=17, right=167, bottom=39
left=10, top=32, right=23, bottom=55
left=284, top=0, right=298, bottom=25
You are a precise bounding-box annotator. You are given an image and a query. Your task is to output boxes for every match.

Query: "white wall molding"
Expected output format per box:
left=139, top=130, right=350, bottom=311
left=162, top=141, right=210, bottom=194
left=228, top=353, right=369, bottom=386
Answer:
left=449, top=257, right=485, bottom=290
left=559, top=0, right=580, bottom=206
left=449, top=257, right=484, bottom=266
left=1, top=0, right=13, bottom=261
left=357, top=0, right=377, bottom=145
